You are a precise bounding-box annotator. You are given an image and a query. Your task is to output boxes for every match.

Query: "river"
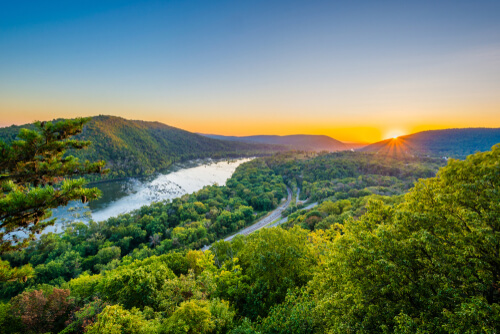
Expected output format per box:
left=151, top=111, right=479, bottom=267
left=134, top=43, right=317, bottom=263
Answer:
left=46, top=158, right=252, bottom=234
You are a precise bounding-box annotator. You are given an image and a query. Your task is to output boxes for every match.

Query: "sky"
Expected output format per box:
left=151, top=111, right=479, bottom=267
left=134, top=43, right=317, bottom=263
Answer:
left=1, top=0, right=499, bottom=143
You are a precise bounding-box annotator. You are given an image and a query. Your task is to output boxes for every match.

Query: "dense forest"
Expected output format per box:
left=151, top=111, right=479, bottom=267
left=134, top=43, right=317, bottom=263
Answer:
left=1, top=121, right=499, bottom=333
left=265, top=151, right=442, bottom=200
left=2, top=0, right=499, bottom=332
left=0, top=116, right=283, bottom=180
left=0, top=158, right=286, bottom=300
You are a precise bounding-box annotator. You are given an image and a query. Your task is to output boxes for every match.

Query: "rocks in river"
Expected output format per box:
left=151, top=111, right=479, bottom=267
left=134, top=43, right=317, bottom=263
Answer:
left=143, top=180, right=185, bottom=201
left=78, top=158, right=252, bottom=224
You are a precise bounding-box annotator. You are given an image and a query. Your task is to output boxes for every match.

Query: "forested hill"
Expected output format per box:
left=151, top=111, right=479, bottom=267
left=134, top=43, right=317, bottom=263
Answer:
left=0, top=115, right=283, bottom=179
left=201, top=134, right=352, bottom=151
left=359, top=128, right=500, bottom=157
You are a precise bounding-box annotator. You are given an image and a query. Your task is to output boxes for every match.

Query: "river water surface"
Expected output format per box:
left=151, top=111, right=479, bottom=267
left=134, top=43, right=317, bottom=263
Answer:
left=47, top=158, right=251, bottom=234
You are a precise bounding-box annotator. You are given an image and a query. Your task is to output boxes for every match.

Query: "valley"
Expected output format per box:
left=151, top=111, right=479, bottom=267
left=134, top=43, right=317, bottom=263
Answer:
left=2, top=1, right=500, bottom=332
left=46, top=158, right=253, bottom=234
left=1, top=118, right=499, bottom=334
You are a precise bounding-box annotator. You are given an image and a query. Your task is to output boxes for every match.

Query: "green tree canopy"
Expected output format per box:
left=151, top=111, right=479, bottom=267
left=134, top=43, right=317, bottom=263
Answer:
left=310, top=144, right=500, bottom=333
left=0, top=118, right=106, bottom=253
left=0, top=118, right=106, bottom=282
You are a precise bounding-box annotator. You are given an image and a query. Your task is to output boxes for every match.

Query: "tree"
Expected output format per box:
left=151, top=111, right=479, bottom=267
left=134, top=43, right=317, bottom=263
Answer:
left=238, top=227, right=318, bottom=318
left=309, top=145, right=500, bottom=333
left=0, top=259, right=33, bottom=283
left=10, top=287, right=74, bottom=334
left=149, top=233, right=161, bottom=248
left=84, top=304, right=156, bottom=334
left=208, top=298, right=236, bottom=334
left=162, top=299, right=215, bottom=334
left=258, top=289, right=318, bottom=334
left=60, top=297, right=109, bottom=334
left=97, top=257, right=175, bottom=310
left=0, top=118, right=106, bottom=256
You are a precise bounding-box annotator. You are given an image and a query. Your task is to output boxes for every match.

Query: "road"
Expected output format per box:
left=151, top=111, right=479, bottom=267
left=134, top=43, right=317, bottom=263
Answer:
left=202, top=187, right=292, bottom=250
left=267, top=201, right=318, bottom=228
left=223, top=186, right=292, bottom=241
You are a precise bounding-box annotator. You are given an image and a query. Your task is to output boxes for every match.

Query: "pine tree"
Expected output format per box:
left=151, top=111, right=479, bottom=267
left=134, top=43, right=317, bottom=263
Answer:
left=0, top=118, right=106, bottom=281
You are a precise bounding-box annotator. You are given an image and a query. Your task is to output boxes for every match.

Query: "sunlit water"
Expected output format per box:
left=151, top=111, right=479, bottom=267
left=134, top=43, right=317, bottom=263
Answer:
left=43, top=158, right=252, bottom=234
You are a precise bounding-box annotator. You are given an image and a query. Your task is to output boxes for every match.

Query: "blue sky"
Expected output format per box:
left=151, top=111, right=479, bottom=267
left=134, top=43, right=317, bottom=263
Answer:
left=1, top=0, right=499, bottom=142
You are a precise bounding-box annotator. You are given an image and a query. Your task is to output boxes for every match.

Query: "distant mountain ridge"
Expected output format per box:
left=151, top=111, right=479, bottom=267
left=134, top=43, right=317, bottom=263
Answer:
left=0, top=115, right=283, bottom=179
left=360, top=128, right=500, bottom=157
left=200, top=134, right=358, bottom=151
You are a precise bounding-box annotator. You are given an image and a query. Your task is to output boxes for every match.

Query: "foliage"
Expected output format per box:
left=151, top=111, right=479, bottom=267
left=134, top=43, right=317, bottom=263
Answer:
left=309, top=144, right=500, bottom=333
left=0, top=115, right=282, bottom=180
left=0, top=118, right=106, bottom=256
left=65, top=272, right=102, bottom=304
left=60, top=297, right=109, bottom=334
left=209, top=298, right=236, bottom=334
left=257, top=290, right=318, bottom=334
left=266, top=150, right=441, bottom=204
left=238, top=227, right=318, bottom=319
left=85, top=304, right=157, bottom=334
left=228, top=318, right=259, bottom=334
left=161, top=299, right=213, bottom=334
left=96, top=256, right=176, bottom=310
left=2, top=144, right=500, bottom=333
left=0, top=259, right=33, bottom=283
left=161, top=298, right=234, bottom=334
left=10, top=287, right=74, bottom=334
left=284, top=195, right=403, bottom=231
left=0, top=158, right=285, bottom=299
left=0, top=302, right=23, bottom=334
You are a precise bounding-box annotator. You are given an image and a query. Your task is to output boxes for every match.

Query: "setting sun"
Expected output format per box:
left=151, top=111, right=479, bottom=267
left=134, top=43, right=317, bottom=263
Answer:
left=385, top=130, right=406, bottom=140
left=1, top=2, right=500, bottom=333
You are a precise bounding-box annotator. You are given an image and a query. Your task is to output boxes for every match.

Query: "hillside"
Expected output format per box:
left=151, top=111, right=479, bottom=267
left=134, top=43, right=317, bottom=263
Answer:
left=201, top=134, right=352, bottom=151
left=3, top=148, right=499, bottom=333
left=0, top=115, right=282, bottom=179
left=359, top=128, right=500, bottom=157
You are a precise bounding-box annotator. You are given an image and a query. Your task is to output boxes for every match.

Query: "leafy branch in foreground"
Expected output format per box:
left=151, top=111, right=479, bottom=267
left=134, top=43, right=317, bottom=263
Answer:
left=0, top=118, right=107, bottom=257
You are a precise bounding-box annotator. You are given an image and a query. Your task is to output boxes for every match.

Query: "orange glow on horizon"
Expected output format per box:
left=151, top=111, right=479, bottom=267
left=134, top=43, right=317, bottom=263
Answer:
left=383, top=129, right=406, bottom=141
left=372, top=136, right=414, bottom=157
left=2, top=107, right=500, bottom=144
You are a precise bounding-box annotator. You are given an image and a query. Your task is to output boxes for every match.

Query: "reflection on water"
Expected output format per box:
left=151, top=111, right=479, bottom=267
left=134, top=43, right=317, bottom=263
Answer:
left=46, top=158, right=251, bottom=233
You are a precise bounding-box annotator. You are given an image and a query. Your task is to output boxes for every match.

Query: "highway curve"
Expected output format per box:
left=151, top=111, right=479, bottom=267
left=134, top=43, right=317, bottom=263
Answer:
left=202, top=186, right=292, bottom=250
left=223, top=186, right=292, bottom=241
